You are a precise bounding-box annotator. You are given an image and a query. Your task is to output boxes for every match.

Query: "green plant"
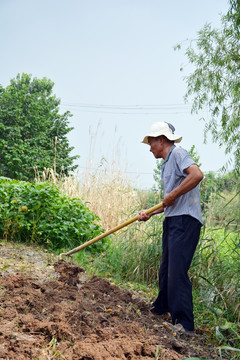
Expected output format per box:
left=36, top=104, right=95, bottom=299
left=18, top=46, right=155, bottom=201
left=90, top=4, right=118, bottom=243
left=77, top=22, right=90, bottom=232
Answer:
left=0, top=177, right=105, bottom=252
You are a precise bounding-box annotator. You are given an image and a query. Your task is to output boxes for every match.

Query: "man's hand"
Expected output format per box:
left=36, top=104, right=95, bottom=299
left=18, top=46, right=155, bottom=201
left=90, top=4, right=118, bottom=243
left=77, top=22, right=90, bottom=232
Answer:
left=138, top=210, right=151, bottom=222
left=138, top=205, right=164, bottom=222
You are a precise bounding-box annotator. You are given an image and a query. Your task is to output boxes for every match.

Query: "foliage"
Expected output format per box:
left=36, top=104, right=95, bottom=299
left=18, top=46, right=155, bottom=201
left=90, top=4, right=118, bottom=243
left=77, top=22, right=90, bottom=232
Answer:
left=177, top=0, right=240, bottom=173
left=0, top=177, right=105, bottom=252
left=0, top=73, right=79, bottom=181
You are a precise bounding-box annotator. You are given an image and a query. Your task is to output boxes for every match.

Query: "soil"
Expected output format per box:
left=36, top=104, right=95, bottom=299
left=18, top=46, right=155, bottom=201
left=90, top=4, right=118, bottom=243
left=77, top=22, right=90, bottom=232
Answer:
left=0, top=242, right=220, bottom=360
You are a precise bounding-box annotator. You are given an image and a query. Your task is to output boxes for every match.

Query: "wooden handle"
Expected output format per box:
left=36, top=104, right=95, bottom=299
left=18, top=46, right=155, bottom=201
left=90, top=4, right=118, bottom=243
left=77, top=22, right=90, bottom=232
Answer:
left=60, top=202, right=163, bottom=257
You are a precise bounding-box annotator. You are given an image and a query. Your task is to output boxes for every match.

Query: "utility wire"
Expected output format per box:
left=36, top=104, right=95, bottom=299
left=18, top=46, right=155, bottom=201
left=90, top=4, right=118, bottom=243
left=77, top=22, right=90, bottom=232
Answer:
left=61, top=102, right=190, bottom=109
left=62, top=109, right=189, bottom=115
left=60, top=102, right=191, bottom=115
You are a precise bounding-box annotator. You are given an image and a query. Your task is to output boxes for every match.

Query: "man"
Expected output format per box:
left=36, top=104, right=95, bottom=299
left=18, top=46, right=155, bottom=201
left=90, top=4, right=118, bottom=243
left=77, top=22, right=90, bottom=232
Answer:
left=138, top=122, right=203, bottom=335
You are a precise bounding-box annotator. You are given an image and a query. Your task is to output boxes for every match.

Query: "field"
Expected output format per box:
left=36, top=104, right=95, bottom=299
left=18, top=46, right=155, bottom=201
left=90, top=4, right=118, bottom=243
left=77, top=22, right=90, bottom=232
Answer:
left=0, top=167, right=239, bottom=360
left=0, top=242, right=221, bottom=360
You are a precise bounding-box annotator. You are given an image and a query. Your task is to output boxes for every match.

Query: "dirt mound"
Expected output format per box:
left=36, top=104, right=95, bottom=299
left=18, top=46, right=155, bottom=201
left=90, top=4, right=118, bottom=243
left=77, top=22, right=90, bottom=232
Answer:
left=0, top=243, right=219, bottom=359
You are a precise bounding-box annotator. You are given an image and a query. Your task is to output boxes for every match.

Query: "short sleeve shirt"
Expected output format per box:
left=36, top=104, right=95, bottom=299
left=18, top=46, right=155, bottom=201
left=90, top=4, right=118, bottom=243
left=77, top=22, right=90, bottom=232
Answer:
left=161, top=146, right=202, bottom=224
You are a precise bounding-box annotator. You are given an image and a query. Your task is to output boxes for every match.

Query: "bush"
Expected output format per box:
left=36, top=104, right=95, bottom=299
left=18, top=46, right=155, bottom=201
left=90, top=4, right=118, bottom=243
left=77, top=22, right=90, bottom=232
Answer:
left=0, top=177, right=105, bottom=252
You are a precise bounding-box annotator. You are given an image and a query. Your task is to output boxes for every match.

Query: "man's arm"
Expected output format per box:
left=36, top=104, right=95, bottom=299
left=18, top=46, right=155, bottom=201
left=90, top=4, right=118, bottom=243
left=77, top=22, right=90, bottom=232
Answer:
left=138, top=164, right=203, bottom=222
left=163, top=164, right=203, bottom=207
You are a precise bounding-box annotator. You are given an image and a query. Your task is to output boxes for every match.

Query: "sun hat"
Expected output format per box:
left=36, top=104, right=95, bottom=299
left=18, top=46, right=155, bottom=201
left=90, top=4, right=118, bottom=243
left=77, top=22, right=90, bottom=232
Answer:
left=141, top=122, right=182, bottom=144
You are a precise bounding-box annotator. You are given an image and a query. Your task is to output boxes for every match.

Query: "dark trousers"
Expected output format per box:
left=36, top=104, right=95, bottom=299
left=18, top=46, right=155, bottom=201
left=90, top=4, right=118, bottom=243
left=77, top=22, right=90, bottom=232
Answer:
left=152, top=215, right=201, bottom=331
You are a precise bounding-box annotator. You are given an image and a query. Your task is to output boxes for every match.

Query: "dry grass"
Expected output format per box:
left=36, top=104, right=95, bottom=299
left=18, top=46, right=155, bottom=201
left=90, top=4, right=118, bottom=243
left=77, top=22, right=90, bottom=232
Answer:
left=36, top=123, right=142, bottom=231
left=36, top=165, right=140, bottom=232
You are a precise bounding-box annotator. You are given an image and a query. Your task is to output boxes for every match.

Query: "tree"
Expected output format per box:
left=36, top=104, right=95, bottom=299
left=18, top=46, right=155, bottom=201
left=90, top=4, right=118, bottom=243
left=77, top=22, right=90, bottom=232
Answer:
left=177, top=0, right=240, bottom=174
left=0, top=73, right=79, bottom=181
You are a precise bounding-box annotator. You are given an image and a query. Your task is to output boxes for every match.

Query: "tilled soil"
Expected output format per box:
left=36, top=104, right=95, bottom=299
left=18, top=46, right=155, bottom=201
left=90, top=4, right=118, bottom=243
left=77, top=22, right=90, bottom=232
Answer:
left=0, top=242, right=220, bottom=359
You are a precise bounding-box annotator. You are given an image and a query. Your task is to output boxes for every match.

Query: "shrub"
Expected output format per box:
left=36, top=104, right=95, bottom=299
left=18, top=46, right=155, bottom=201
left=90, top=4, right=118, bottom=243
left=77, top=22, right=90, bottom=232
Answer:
left=0, top=177, right=104, bottom=252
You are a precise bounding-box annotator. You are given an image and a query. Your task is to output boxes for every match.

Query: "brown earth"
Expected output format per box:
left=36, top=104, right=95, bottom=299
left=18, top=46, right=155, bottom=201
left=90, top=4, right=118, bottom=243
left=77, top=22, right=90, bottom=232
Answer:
left=0, top=242, right=221, bottom=360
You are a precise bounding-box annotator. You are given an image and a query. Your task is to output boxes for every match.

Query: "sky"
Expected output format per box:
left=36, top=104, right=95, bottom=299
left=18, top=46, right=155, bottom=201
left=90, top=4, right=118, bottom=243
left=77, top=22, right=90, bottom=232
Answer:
left=0, top=0, right=231, bottom=188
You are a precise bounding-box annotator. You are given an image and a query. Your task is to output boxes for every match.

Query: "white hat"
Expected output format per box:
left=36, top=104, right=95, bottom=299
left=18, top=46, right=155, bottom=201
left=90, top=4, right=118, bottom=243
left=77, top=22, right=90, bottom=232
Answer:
left=141, top=122, right=182, bottom=144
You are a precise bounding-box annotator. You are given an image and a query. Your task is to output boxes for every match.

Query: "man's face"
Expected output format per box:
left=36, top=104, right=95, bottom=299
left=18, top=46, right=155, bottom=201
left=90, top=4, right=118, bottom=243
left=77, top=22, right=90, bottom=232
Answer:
left=148, top=136, right=163, bottom=159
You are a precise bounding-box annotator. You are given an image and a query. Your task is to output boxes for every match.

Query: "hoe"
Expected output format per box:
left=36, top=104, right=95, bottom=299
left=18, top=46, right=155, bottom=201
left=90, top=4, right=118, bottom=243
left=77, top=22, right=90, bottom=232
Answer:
left=60, top=202, right=163, bottom=257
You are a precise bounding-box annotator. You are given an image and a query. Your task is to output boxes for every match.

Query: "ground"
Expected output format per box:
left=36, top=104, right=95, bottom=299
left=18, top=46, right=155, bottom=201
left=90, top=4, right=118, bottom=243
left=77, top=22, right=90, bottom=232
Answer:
left=0, top=242, right=221, bottom=360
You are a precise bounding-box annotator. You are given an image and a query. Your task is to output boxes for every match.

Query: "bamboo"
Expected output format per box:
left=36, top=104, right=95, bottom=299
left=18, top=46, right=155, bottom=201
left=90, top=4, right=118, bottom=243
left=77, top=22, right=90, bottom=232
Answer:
left=60, top=202, right=163, bottom=256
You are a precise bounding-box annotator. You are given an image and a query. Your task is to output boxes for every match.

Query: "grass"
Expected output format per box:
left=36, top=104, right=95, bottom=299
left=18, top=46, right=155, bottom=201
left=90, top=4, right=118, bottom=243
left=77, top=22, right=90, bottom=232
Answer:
left=191, top=227, right=240, bottom=322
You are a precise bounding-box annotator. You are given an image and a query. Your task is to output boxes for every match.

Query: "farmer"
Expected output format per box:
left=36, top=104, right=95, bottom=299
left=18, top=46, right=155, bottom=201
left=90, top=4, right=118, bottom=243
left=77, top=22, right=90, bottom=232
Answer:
left=138, top=122, right=203, bottom=335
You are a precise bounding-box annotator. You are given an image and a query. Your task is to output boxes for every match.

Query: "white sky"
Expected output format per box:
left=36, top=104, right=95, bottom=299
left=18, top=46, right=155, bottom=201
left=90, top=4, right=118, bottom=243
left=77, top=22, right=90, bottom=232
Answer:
left=0, top=0, right=230, bottom=188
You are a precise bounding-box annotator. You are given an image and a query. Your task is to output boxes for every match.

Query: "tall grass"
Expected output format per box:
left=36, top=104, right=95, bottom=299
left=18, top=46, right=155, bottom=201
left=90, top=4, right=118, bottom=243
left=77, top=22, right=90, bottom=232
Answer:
left=87, top=214, right=164, bottom=284
left=36, top=122, right=142, bottom=232
left=36, top=165, right=140, bottom=233
left=191, top=227, right=240, bottom=320
left=204, top=189, right=240, bottom=230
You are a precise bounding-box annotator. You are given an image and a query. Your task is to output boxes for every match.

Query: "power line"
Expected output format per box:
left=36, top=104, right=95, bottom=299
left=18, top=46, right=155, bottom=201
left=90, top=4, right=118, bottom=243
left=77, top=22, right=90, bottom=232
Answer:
left=62, top=109, right=189, bottom=115
left=60, top=102, right=191, bottom=115
left=61, top=102, right=190, bottom=109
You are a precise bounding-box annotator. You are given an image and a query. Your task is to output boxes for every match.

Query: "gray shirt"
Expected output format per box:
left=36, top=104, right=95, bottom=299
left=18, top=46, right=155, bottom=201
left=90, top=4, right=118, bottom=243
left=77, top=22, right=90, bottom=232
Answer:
left=161, top=146, right=203, bottom=224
